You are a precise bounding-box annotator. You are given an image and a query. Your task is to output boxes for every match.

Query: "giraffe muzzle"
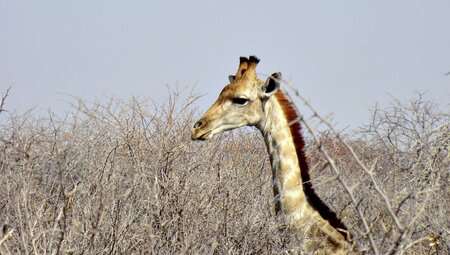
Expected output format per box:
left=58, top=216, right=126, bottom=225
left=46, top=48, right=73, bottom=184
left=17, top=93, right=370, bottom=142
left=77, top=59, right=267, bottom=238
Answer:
left=191, top=119, right=212, bottom=140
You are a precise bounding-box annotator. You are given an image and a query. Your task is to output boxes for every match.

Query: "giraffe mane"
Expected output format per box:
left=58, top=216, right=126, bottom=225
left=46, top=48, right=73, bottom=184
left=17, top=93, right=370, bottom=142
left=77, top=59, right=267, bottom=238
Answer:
left=274, top=90, right=349, bottom=235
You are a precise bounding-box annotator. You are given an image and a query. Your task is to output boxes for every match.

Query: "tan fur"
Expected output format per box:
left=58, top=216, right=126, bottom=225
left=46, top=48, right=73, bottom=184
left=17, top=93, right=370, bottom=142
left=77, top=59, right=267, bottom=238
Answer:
left=235, top=57, right=249, bottom=80
left=192, top=56, right=357, bottom=254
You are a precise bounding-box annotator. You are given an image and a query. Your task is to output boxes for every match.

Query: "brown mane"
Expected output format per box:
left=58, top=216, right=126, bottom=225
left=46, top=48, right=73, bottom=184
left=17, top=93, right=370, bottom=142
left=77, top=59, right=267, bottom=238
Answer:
left=274, top=90, right=348, bottom=235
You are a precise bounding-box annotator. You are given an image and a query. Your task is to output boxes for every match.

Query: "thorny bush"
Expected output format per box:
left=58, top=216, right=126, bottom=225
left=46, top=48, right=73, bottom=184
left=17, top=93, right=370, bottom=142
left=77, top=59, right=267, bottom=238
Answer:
left=0, top=89, right=448, bottom=255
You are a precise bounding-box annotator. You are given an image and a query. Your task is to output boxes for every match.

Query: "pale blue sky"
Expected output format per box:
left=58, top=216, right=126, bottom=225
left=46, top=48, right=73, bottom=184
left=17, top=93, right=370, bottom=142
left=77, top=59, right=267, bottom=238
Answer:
left=1, top=1, right=449, bottom=128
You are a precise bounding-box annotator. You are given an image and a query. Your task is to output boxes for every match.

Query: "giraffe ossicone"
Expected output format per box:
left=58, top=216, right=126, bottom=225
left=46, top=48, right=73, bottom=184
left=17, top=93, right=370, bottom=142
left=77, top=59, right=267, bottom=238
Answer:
left=192, top=56, right=357, bottom=254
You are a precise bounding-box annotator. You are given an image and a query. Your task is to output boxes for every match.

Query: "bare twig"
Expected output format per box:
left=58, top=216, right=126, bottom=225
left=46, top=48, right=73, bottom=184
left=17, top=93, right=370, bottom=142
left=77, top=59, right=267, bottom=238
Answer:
left=0, top=229, right=14, bottom=247
left=0, top=86, right=11, bottom=114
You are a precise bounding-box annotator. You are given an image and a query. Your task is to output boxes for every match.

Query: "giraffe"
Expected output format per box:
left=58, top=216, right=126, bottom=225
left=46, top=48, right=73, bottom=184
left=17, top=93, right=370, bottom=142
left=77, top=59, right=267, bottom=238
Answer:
left=191, top=56, right=356, bottom=254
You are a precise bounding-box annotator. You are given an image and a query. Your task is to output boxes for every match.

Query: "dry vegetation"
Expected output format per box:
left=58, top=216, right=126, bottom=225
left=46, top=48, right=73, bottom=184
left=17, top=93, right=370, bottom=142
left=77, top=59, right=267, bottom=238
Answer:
left=0, top=87, right=448, bottom=255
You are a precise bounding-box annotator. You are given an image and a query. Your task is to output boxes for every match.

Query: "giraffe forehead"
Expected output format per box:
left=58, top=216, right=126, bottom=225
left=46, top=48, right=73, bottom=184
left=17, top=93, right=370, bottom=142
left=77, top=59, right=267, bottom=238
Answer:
left=220, top=79, right=262, bottom=98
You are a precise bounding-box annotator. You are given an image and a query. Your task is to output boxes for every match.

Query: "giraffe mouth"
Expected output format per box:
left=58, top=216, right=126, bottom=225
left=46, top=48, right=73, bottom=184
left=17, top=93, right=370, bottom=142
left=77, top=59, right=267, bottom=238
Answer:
left=197, top=131, right=213, bottom=140
left=192, top=123, right=240, bottom=141
left=192, top=129, right=213, bottom=141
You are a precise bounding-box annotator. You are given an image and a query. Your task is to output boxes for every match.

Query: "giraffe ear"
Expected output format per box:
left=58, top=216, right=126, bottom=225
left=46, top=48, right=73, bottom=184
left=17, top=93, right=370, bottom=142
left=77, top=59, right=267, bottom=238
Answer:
left=228, top=75, right=236, bottom=83
left=262, top=72, right=281, bottom=98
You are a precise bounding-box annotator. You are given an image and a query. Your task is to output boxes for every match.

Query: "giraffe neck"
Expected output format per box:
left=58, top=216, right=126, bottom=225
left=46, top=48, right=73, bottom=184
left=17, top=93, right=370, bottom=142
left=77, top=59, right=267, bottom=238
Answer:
left=257, top=91, right=351, bottom=253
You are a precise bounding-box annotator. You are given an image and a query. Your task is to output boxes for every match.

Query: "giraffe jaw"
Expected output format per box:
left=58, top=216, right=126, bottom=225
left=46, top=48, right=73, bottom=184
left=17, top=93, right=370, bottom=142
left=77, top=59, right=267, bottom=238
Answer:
left=192, top=130, right=213, bottom=141
left=192, top=123, right=243, bottom=141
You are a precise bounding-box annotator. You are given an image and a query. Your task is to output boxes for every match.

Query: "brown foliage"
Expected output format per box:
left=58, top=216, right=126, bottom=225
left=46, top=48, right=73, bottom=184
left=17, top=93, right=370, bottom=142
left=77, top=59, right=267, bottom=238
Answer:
left=0, top=89, right=448, bottom=254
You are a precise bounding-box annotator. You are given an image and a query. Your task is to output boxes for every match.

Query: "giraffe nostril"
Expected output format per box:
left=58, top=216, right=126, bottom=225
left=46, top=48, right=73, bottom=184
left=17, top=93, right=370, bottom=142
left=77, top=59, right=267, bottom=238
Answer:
left=194, top=120, right=205, bottom=129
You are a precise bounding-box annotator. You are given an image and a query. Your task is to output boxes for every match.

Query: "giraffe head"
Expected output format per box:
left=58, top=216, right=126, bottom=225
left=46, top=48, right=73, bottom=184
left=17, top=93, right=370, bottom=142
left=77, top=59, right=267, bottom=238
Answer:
left=192, top=56, right=282, bottom=140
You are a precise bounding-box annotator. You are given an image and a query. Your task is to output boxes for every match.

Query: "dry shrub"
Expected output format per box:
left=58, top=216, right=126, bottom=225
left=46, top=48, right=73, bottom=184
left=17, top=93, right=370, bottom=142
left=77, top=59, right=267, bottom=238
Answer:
left=0, top=88, right=448, bottom=255
left=305, top=93, right=449, bottom=254
left=0, top=89, right=285, bottom=254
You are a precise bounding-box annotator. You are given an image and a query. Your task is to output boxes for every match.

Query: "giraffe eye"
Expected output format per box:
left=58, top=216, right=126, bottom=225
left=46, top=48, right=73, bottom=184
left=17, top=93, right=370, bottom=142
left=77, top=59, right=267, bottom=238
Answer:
left=232, top=97, right=249, bottom=106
